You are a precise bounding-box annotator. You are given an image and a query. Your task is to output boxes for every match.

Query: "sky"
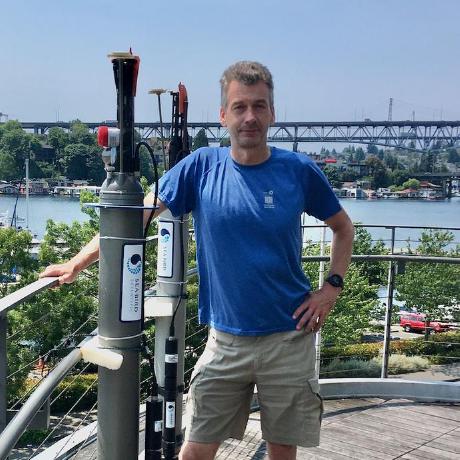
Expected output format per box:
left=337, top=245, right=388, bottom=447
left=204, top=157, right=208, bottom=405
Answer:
left=1, top=0, right=459, bottom=125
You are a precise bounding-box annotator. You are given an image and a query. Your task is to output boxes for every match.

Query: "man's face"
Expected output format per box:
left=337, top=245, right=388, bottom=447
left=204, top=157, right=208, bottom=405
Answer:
left=220, top=80, right=275, bottom=150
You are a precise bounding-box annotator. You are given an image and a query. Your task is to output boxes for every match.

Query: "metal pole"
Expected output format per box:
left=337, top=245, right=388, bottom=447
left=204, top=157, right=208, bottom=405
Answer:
left=0, top=315, right=6, bottom=436
left=315, top=225, right=326, bottom=379
left=97, top=52, right=144, bottom=460
left=154, top=211, right=188, bottom=455
left=25, top=158, right=29, bottom=230
left=381, top=228, right=396, bottom=378
left=149, top=89, right=167, bottom=170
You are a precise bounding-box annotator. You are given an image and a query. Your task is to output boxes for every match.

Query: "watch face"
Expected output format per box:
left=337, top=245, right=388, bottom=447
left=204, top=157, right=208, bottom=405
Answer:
left=327, top=274, right=343, bottom=288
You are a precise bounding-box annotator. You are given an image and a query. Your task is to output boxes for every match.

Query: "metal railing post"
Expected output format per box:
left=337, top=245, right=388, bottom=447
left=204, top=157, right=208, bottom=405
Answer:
left=315, top=226, right=326, bottom=379
left=0, top=314, right=7, bottom=435
left=381, top=228, right=396, bottom=378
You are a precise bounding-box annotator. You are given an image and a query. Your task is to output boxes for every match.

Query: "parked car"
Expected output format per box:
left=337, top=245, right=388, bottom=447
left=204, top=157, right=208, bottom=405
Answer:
left=400, top=313, right=450, bottom=333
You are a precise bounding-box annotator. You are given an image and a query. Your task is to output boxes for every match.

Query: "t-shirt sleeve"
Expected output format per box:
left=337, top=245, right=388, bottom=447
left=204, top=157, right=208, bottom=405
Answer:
left=156, top=152, right=198, bottom=217
left=303, top=161, right=342, bottom=221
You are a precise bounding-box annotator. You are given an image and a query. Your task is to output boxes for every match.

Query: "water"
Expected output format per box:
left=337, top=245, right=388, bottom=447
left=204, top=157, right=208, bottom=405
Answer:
left=1, top=195, right=459, bottom=246
left=0, top=195, right=89, bottom=238
left=302, top=198, right=460, bottom=248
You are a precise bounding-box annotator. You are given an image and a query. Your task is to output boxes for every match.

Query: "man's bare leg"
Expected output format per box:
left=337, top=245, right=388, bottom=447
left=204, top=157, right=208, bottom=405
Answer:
left=179, top=441, right=220, bottom=460
left=267, top=442, right=296, bottom=460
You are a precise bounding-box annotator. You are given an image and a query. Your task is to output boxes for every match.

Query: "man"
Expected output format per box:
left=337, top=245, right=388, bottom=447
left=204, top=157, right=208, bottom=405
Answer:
left=41, top=61, right=354, bottom=460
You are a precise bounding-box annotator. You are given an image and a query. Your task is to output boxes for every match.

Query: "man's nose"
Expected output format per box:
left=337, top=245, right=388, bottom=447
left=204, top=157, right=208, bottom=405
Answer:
left=243, top=107, right=256, bottom=123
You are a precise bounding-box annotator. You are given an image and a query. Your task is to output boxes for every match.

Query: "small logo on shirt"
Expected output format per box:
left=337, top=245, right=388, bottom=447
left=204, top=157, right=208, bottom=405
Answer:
left=264, top=190, right=275, bottom=209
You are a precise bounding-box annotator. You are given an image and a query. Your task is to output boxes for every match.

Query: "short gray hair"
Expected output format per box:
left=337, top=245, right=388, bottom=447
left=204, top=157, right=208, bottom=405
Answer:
left=220, top=61, right=274, bottom=109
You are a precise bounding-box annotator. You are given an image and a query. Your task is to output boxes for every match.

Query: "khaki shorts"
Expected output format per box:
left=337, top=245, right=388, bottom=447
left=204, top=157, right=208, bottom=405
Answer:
left=184, top=328, right=323, bottom=447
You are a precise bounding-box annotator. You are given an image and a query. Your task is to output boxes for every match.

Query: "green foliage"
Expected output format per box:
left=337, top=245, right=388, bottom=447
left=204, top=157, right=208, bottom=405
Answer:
left=396, top=230, right=460, bottom=318
left=320, top=358, right=381, bottom=378
left=51, top=373, right=98, bottom=413
left=401, top=178, right=420, bottom=190
left=16, top=429, right=52, bottom=448
left=139, top=147, right=156, bottom=184
left=0, top=228, right=36, bottom=295
left=0, top=121, right=34, bottom=180
left=0, top=151, right=20, bottom=181
left=389, top=169, right=410, bottom=187
left=365, top=155, right=389, bottom=189
left=320, top=331, right=460, bottom=372
left=323, top=165, right=341, bottom=188
left=447, top=148, right=459, bottom=164
left=352, top=226, right=387, bottom=285
left=320, top=354, right=429, bottom=378
left=302, top=237, right=379, bottom=346
left=375, top=354, right=429, bottom=374
left=219, top=137, right=231, bottom=147
left=192, top=129, right=209, bottom=150
left=322, top=265, right=378, bottom=345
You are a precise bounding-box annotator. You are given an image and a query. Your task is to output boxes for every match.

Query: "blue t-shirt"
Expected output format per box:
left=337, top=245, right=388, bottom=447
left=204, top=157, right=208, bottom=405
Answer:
left=158, top=146, right=341, bottom=335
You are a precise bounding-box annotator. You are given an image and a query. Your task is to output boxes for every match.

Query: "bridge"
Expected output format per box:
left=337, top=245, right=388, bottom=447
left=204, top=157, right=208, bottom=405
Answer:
left=14, top=120, right=460, bottom=152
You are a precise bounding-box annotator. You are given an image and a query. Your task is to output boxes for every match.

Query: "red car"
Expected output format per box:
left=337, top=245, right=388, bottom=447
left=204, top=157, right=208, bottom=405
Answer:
left=400, top=313, right=450, bottom=333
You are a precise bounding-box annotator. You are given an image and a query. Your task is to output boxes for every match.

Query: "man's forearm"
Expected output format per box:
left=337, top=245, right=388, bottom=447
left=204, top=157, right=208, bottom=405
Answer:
left=70, top=233, right=100, bottom=271
left=324, top=209, right=355, bottom=279
left=328, top=225, right=354, bottom=277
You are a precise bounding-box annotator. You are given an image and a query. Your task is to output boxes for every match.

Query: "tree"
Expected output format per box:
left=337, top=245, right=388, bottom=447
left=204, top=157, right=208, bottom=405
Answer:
left=419, top=150, right=435, bottom=173
left=396, top=230, right=460, bottom=319
left=302, top=239, right=379, bottom=346
left=0, top=228, right=35, bottom=296
left=62, top=144, right=90, bottom=179
left=0, top=151, right=20, bottom=181
left=354, top=147, right=365, bottom=162
left=389, top=169, right=410, bottom=187
left=447, top=148, right=459, bottom=164
left=367, top=144, right=378, bottom=155
left=192, top=129, right=209, bottom=150
left=401, top=178, right=420, bottom=190
left=352, top=226, right=387, bottom=285
left=220, top=137, right=231, bottom=147
left=69, top=120, right=95, bottom=146
left=365, top=155, right=389, bottom=189
left=323, top=165, right=341, bottom=188
left=384, top=152, right=398, bottom=170
left=47, top=127, right=69, bottom=170
left=0, top=121, right=35, bottom=180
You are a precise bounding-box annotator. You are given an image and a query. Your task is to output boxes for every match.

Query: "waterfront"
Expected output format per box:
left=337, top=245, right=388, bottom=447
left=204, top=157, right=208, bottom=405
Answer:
left=0, top=194, right=459, bottom=245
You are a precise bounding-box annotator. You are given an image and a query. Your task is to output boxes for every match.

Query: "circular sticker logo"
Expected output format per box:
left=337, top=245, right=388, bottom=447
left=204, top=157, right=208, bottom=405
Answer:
left=127, top=253, right=142, bottom=274
left=160, top=228, right=171, bottom=244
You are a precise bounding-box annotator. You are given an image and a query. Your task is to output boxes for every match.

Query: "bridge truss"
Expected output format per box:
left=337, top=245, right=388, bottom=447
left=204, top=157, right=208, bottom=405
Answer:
left=15, top=120, right=460, bottom=151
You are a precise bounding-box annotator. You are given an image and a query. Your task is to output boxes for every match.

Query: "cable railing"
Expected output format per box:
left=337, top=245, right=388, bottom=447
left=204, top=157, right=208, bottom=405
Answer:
left=0, top=224, right=459, bottom=458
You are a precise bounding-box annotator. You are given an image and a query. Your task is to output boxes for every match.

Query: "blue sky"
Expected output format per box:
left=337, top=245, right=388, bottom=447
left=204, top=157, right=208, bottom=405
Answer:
left=1, top=0, right=459, bottom=124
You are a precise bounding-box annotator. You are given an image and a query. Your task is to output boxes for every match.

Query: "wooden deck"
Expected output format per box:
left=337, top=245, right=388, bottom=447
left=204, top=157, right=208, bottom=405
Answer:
left=17, top=398, right=459, bottom=459
left=216, top=398, right=460, bottom=459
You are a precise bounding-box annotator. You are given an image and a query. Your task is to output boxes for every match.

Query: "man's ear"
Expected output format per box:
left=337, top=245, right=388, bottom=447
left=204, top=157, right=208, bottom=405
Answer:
left=219, top=107, right=227, bottom=127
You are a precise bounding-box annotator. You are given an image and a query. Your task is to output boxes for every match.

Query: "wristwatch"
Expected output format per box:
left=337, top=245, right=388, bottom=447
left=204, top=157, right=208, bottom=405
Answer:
left=325, top=274, right=344, bottom=289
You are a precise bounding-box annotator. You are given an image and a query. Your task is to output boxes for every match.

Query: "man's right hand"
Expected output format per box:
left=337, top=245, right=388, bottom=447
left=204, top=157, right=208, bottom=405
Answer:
left=39, top=260, right=81, bottom=285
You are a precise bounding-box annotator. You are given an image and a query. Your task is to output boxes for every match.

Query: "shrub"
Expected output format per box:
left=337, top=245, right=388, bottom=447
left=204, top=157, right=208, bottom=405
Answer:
left=16, top=429, right=52, bottom=448
left=374, top=354, right=430, bottom=375
left=50, top=373, right=97, bottom=413
left=320, top=358, right=381, bottom=378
